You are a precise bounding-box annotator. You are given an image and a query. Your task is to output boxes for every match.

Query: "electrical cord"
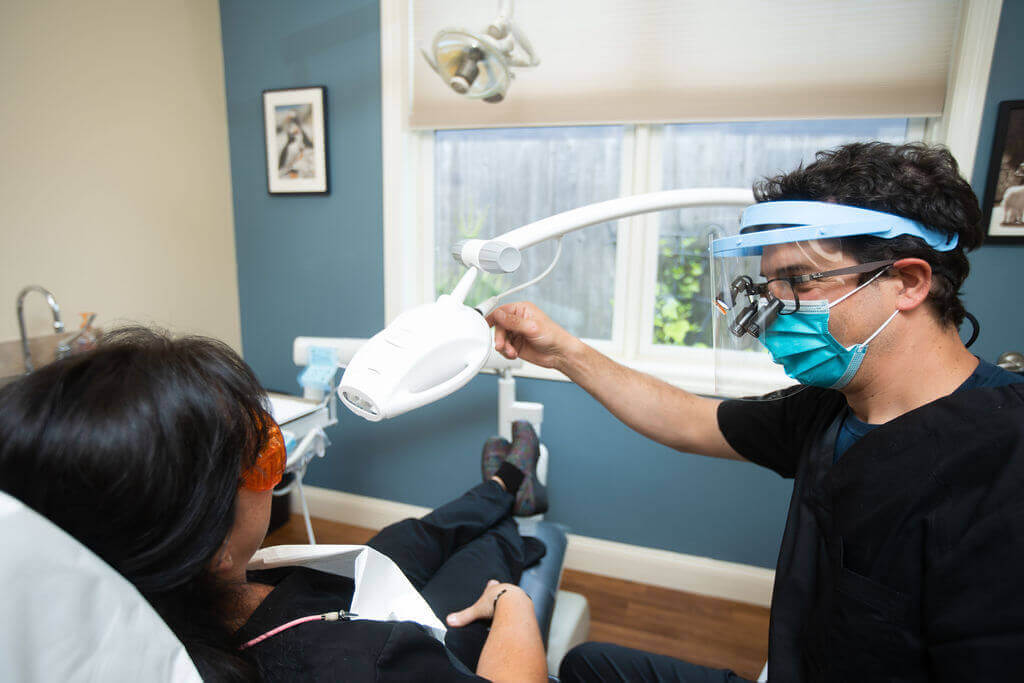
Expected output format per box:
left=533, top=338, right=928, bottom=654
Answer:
left=963, top=310, right=980, bottom=348
left=476, top=237, right=563, bottom=316
left=239, top=610, right=358, bottom=650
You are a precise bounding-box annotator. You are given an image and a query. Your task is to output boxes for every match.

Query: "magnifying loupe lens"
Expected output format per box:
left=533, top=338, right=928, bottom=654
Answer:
left=729, top=304, right=757, bottom=338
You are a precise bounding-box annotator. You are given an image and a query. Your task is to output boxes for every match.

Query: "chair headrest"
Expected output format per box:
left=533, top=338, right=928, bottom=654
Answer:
left=0, top=491, right=201, bottom=682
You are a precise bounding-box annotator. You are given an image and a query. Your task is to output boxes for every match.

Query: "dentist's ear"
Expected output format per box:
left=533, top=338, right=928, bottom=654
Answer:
left=892, top=258, right=933, bottom=312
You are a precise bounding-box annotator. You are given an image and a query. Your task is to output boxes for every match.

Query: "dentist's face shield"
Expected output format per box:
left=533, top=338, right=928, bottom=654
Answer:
left=709, top=201, right=958, bottom=399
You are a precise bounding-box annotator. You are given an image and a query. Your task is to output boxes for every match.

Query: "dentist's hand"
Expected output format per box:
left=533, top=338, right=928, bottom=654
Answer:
left=486, top=302, right=580, bottom=371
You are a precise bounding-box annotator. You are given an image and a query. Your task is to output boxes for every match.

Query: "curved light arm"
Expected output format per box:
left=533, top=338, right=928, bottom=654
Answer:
left=501, top=188, right=754, bottom=250
left=453, top=188, right=754, bottom=274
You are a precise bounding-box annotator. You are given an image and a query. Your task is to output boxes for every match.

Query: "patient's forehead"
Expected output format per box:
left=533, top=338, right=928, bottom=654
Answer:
left=759, top=240, right=854, bottom=278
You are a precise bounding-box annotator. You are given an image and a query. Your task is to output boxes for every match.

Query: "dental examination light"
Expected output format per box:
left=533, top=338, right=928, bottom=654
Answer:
left=421, top=0, right=539, bottom=103
left=338, top=188, right=753, bottom=422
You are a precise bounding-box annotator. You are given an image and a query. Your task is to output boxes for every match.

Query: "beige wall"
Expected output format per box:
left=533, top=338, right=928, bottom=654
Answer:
left=0, top=0, right=241, bottom=350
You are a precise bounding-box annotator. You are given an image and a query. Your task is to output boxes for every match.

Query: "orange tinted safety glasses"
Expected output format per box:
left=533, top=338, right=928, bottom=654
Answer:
left=241, top=416, right=286, bottom=492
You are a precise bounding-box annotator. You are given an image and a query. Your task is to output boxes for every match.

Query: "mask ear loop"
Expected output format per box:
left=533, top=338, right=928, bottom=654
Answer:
left=827, top=267, right=890, bottom=309
left=963, top=311, right=980, bottom=348
left=860, top=309, right=900, bottom=347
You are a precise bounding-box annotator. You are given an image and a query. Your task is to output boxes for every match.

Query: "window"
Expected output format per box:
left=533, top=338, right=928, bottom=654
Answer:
left=400, top=118, right=919, bottom=394
left=433, top=126, right=624, bottom=340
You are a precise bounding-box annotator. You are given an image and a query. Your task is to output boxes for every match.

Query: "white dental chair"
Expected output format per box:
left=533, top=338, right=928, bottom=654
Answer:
left=0, top=490, right=202, bottom=681
left=0, top=489, right=573, bottom=680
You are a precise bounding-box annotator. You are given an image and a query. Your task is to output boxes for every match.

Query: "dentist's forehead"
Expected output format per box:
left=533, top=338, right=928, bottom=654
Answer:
left=759, top=239, right=848, bottom=277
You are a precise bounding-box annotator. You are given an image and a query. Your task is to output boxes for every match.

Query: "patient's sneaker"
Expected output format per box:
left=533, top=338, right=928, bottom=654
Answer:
left=506, top=420, right=548, bottom=516
left=481, top=436, right=510, bottom=483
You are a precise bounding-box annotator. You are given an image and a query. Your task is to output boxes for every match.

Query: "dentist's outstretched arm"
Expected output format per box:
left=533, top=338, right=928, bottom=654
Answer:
left=486, top=302, right=742, bottom=461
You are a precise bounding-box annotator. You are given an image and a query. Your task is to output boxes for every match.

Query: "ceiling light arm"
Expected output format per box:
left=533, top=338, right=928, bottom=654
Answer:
left=506, top=20, right=539, bottom=67
left=489, top=1, right=538, bottom=68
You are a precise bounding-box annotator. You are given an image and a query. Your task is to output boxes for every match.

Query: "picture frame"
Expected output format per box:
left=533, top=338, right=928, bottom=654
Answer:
left=262, top=86, right=329, bottom=195
left=981, top=100, right=1024, bottom=243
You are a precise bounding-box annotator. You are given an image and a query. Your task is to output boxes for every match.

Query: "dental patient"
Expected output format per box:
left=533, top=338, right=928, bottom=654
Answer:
left=0, top=328, right=550, bottom=682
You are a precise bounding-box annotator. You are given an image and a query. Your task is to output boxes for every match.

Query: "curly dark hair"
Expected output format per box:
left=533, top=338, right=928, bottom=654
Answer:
left=753, top=142, right=983, bottom=327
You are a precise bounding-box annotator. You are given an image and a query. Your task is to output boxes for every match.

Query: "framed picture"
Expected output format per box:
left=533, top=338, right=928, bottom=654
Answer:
left=262, top=86, right=328, bottom=195
left=981, top=100, right=1024, bottom=243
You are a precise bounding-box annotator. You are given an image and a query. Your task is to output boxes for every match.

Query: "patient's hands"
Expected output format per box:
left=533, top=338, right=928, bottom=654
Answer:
left=453, top=580, right=547, bottom=682
left=446, top=579, right=528, bottom=627
left=486, top=302, right=580, bottom=371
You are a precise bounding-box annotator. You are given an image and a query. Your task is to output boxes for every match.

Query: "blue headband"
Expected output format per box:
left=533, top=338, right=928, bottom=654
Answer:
left=711, top=201, right=958, bottom=257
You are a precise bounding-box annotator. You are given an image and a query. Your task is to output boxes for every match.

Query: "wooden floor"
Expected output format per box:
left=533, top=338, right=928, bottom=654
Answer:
left=265, top=516, right=770, bottom=680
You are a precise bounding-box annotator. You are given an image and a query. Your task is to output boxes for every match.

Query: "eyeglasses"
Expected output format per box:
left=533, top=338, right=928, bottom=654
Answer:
left=721, top=259, right=897, bottom=315
left=240, top=416, right=286, bottom=492
left=716, top=259, right=898, bottom=339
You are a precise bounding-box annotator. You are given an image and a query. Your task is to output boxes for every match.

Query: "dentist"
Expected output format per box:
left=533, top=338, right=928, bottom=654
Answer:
left=490, top=142, right=1024, bottom=682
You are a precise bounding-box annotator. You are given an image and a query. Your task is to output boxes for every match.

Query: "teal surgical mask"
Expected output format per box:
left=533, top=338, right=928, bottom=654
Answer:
left=760, top=270, right=898, bottom=389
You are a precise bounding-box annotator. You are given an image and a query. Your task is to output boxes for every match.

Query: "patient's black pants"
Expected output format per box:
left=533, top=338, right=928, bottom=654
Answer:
left=366, top=481, right=533, bottom=671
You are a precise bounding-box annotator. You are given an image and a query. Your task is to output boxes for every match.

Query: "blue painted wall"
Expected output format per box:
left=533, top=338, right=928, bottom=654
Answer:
left=963, top=1, right=1024, bottom=363
left=219, top=0, right=1022, bottom=570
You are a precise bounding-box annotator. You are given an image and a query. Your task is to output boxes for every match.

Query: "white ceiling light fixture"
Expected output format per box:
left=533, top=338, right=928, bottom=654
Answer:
left=410, top=0, right=963, bottom=130
left=420, top=0, right=539, bottom=103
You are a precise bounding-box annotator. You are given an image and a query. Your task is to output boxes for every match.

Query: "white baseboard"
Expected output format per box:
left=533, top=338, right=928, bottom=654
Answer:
left=291, top=485, right=775, bottom=608
left=562, top=531, right=774, bottom=607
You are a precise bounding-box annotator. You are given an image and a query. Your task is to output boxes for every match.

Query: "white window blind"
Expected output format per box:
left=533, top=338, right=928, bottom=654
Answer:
left=410, top=0, right=962, bottom=130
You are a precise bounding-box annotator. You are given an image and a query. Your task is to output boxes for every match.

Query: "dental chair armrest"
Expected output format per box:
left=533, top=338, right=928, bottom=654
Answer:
left=516, top=519, right=569, bottom=647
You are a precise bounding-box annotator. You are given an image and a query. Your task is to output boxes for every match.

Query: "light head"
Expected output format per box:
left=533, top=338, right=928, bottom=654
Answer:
left=338, top=295, right=491, bottom=421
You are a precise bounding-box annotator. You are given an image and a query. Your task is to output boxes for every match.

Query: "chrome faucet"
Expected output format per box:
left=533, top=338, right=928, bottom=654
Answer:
left=17, top=285, right=65, bottom=373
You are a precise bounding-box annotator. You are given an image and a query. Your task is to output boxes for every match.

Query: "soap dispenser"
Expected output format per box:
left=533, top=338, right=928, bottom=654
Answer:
left=74, top=313, right=99, bottom=353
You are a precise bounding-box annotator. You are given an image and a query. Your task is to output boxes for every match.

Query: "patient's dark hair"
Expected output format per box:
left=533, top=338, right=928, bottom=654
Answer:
left=754, top=141, right=983, bottom=327
left=0, top=327, right=269, bottom=681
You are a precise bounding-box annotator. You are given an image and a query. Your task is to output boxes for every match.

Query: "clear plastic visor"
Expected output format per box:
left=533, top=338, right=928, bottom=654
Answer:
left=710, top=237, right=856, bottom=400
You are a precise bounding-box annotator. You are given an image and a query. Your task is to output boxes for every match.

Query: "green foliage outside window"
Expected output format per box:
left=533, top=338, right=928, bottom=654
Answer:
left=653, top=232, right=713, bottom=348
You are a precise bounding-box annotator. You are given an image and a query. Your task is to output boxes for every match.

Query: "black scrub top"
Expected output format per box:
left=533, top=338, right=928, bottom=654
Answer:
left=718, top=375, right=1024, bottom=682
left=238, top=567, right=484, bottom=682
left=832, top=359, right=1024, bottom=461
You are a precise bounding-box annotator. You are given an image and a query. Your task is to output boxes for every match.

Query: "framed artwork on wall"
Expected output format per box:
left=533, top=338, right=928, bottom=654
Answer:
left=262, top=86, right=329, bottom=195
left=981, top=100, right=1024, bottom=243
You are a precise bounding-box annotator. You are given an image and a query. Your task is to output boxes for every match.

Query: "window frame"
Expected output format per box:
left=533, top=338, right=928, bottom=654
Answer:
left=380, top=0, right=1001, bottom=397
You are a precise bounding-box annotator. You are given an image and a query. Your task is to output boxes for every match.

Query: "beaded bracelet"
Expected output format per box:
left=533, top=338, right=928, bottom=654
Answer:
left=492, top=587, right=509, bottom=614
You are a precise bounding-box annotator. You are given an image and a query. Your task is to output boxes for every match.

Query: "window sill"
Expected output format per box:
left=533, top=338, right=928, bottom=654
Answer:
left=481, top=345, right=793, bottom=399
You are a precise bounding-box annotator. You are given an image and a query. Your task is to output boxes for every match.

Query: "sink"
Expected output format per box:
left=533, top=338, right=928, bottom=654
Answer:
left=0, top=333, right=66, bottom=383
